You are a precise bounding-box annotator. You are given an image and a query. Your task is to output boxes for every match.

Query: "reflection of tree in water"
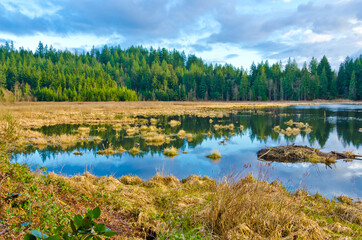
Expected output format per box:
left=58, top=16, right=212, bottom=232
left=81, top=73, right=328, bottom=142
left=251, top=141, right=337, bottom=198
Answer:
left=18, top=106, right=361, bottom=162
left=336, top=109, right=361, bottom=148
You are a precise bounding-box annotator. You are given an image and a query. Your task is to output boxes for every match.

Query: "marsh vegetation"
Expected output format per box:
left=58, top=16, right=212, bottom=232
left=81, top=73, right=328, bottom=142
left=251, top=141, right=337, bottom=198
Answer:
left=0, top=102, right=361, bottom=239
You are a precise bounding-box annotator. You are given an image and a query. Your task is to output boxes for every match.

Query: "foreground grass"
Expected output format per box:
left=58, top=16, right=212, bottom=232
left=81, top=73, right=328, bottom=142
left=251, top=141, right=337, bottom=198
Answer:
left=0, top=146, right=361, bottom=239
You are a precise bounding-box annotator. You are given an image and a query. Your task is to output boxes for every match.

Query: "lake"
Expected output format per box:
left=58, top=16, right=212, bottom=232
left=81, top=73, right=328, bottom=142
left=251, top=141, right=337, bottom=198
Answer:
left=11, top=104, right=362, bottom=199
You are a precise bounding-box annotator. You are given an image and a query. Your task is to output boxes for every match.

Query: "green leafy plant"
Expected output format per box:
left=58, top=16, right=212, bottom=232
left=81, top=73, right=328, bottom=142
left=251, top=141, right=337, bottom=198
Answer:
left=24, top=207, right=116, bottom=240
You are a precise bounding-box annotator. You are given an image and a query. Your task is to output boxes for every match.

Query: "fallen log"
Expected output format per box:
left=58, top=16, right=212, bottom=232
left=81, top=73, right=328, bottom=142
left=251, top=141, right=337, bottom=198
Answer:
left=257, top=145, right=358, bottom=164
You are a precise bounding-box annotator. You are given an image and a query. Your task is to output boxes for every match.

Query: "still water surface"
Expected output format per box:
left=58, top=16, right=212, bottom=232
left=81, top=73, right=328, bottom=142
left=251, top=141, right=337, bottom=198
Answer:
left=12, top=104, right=362, bottom=199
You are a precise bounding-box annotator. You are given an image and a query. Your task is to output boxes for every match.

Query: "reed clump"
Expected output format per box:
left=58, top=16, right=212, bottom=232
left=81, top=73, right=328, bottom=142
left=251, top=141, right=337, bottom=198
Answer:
left=285, top=119, right=294, bottom=126
left=169, top=120, right=181, bottom=127
left=186, top=133, right=193, bottom=142
left=119, top=175, right=143, bottom=185
left=97, top=126, right=107, bottom=132
left=129, top=147, right=140, bottom=155
left=206, top=150, right=222, bottom=160
left=77, top=126, right=90, bottom=134
left=202, top=176, right=329, bottom=239
left=97, top=147, right=116, bottom=155
left=163, top=147, right=179, bottom=157
left=273, top=125, right=280, bottom=132
left=96, top=144, right=125, bottom=155
left=126, top=127, right=139, bottom=136
left=73, top=151, right=83, bottom=156
left=150, top=118, right=158, bottom=125
left=144, top=134, right=165, bottom=146
left=112, top=124, right=123, bottom=131
left=214, top=124, right=234, bottom=130
left=177, top=130, right=186, bottom=139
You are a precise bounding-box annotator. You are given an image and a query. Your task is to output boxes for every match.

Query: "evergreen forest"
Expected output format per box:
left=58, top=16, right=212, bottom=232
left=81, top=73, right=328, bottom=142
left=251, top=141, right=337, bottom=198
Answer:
left=0, top=41, right=360, bottom=102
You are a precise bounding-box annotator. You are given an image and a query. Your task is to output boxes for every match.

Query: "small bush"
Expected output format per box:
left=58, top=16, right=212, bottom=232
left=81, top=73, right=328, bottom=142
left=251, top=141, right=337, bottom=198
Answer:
left=24, top=207, right=116, bottom=239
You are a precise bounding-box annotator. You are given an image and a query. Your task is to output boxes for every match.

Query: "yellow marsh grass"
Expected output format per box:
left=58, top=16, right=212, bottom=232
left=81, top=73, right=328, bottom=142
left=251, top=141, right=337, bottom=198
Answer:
left=29, top=137, right=48, bottom=146
left=118, top=146, right=126, bottom=153
left=140, top=125, right=149, bottom=132
left=206, top=149, right=222, bottom=160
left=203, top=176, right=329, bottom=239
left=96, top=145, right=125, bottom=155
left=119, top=175, right=143, bottom=185
left=186, top=133, right=193, bottom=142
left=285, top=119, right=294, bottom=126
left=292, top=127, right=301, bottom=135
left=89, top=136, right=102, bottom=143
left=144, top=134, right=165, bottom=146
left=77, top=126, right=90, bottom=134
left=148, top=125, right=158, bottom=132
left=273, top=125, right=280, bottom=132
left=294, top=122, right=305, bottom=128
left=214, top=124, right=234, bottom=130
left=129, top=147, right=140, bottom=155
left=126, top=127, right=139, bottom=136
left=112, top=124, right=123, bottom=131
left=280, top=127, right=301, bottom=136
left=163, top=146, right=179, bottom=157
left=0, top=101, right=355, bottom=129
left=177, top=130, right=186, bottom=139
left=169, top=120, right=181, bottom=127
left=97, top=126, right=107, bottom=132
left=304, top=127, right=312, bottom=133
left=97, top=148, right=116, bottom=155
left=6, top=126, right=98, bottom=150
left=150, top=118, right=158, bottom=125
left=142, top=131, right=158, bottom=138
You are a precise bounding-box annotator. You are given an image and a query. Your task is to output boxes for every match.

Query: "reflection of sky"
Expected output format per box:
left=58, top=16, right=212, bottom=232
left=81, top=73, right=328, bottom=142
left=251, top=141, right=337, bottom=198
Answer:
left=12, top=105, right=362, bottom=199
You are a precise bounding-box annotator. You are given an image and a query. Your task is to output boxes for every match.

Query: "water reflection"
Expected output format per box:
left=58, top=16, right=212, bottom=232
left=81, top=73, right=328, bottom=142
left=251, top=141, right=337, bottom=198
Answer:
left=11, top=104, right=361, bottom=199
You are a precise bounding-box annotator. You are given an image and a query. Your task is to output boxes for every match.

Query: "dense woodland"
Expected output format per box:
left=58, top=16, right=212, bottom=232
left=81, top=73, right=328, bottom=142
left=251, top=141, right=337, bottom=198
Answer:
left=0, top=41, right=361, bottom=102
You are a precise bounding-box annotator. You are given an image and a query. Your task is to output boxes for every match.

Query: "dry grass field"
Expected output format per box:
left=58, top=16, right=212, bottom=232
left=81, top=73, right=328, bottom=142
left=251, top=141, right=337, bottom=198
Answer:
left=0, top=100, right=358, bottom=129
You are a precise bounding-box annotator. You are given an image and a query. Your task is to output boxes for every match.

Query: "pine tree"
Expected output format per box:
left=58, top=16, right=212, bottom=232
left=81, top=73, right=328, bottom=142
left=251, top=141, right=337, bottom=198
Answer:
left=349, top=71, right=357, bottom=100
left=0, top=65, right=6, bottom=88
left=319, top=68, right=328, bottom=98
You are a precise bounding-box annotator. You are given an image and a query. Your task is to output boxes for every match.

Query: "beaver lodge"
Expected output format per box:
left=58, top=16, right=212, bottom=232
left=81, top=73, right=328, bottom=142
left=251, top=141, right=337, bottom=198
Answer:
left=257, top=145, right=360, bottom=164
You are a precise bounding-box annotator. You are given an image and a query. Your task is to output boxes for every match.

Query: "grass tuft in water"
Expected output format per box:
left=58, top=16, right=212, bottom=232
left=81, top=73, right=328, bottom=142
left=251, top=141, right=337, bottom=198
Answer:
left=164, top=147, right=179, bottom=157
left=206, top=150, right=222, bottom=160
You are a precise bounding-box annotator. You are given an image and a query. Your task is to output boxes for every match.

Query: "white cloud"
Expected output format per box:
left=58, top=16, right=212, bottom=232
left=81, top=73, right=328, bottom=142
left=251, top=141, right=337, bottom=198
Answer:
left=279, top=29, right=333, bottom=44
left=352, top=27, right=362, bottom=34
left=304, top=30, right=333, bottom=43
left=1, top=0, right=60, bottom=19
left=0, top=32, right=125, bottom=52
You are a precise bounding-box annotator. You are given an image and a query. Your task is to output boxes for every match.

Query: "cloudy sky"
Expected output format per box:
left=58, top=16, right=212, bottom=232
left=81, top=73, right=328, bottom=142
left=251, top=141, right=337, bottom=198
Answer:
left=0, top=0, right=361, bottom=69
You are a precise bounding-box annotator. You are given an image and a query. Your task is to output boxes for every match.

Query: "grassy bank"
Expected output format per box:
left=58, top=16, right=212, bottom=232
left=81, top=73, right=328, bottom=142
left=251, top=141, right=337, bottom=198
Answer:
left=0, top=146, right=361, bottom=239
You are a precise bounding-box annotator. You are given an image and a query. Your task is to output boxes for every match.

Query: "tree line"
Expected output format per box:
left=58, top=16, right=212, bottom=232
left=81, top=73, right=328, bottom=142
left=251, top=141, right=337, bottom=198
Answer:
left=0, top=41, right=360, bottom=101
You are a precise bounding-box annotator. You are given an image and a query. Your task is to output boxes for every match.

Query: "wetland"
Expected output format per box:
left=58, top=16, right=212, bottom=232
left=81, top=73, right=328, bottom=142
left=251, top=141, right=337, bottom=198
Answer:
left=9, top=103, right=362, bottom=199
